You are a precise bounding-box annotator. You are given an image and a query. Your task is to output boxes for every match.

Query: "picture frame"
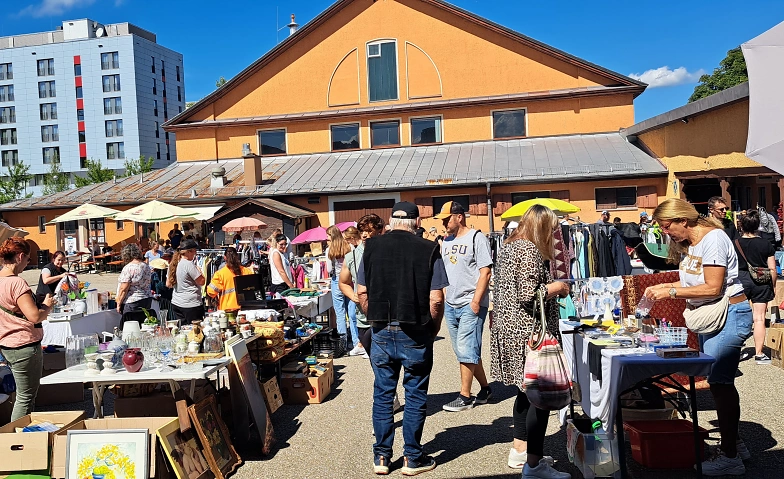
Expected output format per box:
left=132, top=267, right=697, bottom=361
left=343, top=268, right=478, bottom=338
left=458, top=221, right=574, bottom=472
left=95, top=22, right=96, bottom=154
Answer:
left=157, top=419, right=215, bottom=479
left=188, top=396, right=241, bottom=479
left=65, top=429, right=149, bottom=479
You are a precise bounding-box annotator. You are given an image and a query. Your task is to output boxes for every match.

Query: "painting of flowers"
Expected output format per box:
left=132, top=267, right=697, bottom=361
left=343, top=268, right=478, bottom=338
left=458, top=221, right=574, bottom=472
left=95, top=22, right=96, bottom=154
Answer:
left=66, top=430, right=148, bottom=479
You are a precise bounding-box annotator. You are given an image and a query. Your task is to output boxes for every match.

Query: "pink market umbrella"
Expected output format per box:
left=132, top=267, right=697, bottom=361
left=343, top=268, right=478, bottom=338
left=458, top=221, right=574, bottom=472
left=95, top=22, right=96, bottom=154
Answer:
left=222, top=217, right=268, bottom=233
left=291, top=226, right=328, bottom=245
left=335, top=221, right=356, bottom=231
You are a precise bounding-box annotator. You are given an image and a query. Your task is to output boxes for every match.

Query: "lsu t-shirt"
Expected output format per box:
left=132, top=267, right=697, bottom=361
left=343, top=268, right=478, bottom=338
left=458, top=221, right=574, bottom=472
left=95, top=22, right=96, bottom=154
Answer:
left=679, top=228, right=743, bottom=307
left=441, top=229, right=493, bottom=307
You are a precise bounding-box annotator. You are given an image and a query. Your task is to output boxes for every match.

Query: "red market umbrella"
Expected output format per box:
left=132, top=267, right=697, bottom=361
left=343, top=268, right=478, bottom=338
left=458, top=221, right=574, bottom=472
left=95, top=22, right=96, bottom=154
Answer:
left=222, top=217, right=268, bottom=233
left=291, top=226, right=328, bottom=245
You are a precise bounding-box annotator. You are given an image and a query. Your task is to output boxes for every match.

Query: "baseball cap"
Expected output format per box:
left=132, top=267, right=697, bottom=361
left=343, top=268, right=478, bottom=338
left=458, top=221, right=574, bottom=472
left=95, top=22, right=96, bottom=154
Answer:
left=178, top=238, right=199, bottom=251
left=601, top=210, right=610, bottom=215
left=391, top=201, right=419, bottom=220
left=640, top=211, right=649, bottom=218
left=434, top=200, right=470, bottom=219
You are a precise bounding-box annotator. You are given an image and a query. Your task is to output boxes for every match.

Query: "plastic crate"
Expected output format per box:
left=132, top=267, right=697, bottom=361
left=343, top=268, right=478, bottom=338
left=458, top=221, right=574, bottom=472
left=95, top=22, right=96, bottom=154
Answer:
left=624, top=419, right=709, bottom=469
left=655, top=327, right=688, bottom=346
left=566, top=419, right=620, bottom=478
left=312, top=328, right=345, bottom=358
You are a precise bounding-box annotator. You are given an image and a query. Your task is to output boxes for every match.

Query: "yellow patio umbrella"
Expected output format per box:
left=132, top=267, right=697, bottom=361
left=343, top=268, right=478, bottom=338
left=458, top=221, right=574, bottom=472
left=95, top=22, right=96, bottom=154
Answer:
left=500, top=198, right=580, bottom=221
left=113, top=200, right=198, bottom=223
left=47, top=203, right=121, bottom=224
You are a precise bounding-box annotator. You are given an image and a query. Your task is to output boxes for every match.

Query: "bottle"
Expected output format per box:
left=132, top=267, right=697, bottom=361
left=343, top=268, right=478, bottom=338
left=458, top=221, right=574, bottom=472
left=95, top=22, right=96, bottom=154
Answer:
left=635, top=296, right=655, bottom=318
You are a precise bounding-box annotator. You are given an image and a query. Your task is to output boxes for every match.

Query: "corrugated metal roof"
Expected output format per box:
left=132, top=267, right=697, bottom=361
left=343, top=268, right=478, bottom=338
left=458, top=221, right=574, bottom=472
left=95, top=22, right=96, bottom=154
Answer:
left=0, top=133, right=665, bottom=211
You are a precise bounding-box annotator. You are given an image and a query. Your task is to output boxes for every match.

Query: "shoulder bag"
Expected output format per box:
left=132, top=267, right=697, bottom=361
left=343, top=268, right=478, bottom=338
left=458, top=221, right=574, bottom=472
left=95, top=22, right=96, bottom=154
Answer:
left=683, top=288, right=730, bottom=334
left=735, top=239, right=772, bottom=285
left=523, top=286, right=573, bottom=411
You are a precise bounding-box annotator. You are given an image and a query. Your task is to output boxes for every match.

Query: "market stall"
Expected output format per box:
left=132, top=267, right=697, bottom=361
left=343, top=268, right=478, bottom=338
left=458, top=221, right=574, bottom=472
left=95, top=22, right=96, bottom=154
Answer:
left=42, top=311, right=122, bottom=347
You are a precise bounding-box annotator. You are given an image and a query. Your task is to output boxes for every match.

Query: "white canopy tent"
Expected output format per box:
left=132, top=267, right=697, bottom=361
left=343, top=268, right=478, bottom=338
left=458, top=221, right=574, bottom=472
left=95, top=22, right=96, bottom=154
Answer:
left=742, top=21, right=784, bottom=174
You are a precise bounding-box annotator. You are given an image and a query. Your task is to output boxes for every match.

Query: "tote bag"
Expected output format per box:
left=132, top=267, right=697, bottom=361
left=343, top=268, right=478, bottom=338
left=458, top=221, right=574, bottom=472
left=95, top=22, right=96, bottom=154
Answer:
left=523, top=287, right=573, bottom=411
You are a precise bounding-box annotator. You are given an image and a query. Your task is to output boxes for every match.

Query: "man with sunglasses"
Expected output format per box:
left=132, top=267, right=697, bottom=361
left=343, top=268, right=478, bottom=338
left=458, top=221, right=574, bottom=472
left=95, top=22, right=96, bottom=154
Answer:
left=708, top=196, right=748, bottom=273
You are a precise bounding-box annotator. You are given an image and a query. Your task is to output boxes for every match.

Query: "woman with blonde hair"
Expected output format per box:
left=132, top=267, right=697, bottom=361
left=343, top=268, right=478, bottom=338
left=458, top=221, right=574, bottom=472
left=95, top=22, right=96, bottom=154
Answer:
left=343, top=226, right=361, bottom=247
left=491, top=205, right=571, bottom=478
left=326, top=225, right=357, bottom=355
left=643, top=198, right=752, bottom=475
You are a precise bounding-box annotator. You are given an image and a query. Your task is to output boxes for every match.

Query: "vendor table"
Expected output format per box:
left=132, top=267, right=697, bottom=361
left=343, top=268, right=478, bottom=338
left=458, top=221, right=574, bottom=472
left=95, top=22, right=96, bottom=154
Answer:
left=246, top=332, right=318, bottom=378
left=40, top=359, right=230, bottom=418
left=285, top=290, right=332, bottom=320
left=560, top=322, right=715, bottom=478
left=42, top=310, right=122, bottom=346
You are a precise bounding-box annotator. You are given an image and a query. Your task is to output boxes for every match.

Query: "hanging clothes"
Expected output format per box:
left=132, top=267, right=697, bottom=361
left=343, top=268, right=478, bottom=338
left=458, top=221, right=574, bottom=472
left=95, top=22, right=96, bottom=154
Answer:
left=550, top=226, right=571, bottom=280
left=611, top=229, right=632, bottom=276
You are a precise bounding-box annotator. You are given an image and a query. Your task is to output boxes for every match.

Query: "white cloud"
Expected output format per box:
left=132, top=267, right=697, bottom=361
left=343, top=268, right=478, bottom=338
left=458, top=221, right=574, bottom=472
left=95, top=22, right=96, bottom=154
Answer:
left=17, top=0, right=97, bottom=18
left=628, top=66, right=706, bottom=88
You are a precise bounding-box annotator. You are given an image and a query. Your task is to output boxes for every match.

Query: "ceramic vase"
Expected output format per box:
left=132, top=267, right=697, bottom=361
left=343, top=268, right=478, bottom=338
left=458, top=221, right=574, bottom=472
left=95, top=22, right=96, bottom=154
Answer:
left=122, top=348, right=144, bottom=373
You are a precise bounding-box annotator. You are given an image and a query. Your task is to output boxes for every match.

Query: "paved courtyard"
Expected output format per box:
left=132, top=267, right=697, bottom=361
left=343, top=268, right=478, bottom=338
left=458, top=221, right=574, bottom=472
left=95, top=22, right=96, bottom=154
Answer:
left=27, top=269, right=784, bottom=478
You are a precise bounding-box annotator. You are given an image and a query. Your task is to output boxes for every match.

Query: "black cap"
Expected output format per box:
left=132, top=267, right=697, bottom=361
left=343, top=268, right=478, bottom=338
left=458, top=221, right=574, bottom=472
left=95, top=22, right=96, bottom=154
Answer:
left=178, top=238, right=199, bottom=251
left=391, top=201, right=419, bottom=220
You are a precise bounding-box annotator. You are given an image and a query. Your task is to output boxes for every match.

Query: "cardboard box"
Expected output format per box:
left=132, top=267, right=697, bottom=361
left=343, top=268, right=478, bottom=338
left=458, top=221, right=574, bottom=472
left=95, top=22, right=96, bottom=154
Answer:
left=51, top=417, right=175, bottom=479
left=114, top=392, right=178, bottom=418
left=765, top=327, right=784, bottom=368
left=0, top=410, right=86, bottom=474
left=279, top=359, right=334, bottom=405
left=36, top=349, right=85, bottom=406
left=260, top=376, right=283, bottom=414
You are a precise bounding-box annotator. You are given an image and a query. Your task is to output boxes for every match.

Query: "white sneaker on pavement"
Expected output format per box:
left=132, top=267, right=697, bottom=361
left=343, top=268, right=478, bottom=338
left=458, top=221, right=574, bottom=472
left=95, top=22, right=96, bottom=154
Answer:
left=699, top=450, right=745, bottom=476
left=522, top=459, right=570, bottom=478
left=349, top=345, right=365, bottom=356
left=508, top=449, right=554, bottom=469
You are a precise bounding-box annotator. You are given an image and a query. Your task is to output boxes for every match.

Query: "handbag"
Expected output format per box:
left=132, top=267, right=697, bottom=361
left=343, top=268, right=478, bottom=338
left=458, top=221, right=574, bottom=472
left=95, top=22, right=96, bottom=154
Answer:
left=682, top=288, right=730, bottom=334
left=735, top=239, right=772, bottom=285
left=523, top=287, right=573, bottom=411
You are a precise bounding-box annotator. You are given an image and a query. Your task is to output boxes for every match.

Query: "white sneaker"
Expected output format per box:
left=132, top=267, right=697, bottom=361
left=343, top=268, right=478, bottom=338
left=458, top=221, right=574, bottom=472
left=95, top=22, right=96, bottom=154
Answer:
left=522, top=459, right=570, bottom=478
left=699, top=450, right=745, bottom=476
left=349, top=345, right=365, bottom=356
left=508, top=449, right=554, bottom=469
left=362, top=352, right=370, bottom=359
left=736, top=439, right=751, bottom=461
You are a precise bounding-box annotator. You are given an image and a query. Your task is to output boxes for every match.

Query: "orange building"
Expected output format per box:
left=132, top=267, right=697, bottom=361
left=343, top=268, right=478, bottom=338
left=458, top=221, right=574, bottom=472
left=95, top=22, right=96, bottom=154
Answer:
left=0, top=0, right=669, bottom=262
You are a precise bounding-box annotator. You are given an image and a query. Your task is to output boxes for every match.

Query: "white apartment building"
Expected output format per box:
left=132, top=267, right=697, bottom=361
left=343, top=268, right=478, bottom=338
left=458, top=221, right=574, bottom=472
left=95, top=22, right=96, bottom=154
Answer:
left=0, top=19, right=185, bottom=195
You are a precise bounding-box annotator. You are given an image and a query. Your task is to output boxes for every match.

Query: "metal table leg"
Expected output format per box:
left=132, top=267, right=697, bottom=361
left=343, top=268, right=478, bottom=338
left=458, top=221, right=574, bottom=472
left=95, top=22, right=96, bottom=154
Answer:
left=690, top=375, right=703, bottom=478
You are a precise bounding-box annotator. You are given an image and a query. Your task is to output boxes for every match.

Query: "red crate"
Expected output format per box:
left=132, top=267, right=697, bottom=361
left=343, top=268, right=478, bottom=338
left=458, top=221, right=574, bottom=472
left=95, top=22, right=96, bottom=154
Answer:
left=624, top=420, right=709, bottom=469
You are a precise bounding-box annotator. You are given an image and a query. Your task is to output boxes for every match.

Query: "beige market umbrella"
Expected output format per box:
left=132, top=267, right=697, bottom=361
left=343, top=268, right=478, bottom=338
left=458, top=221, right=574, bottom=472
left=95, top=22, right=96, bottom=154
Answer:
left=114, top=200, right=198, bottom=223
left=742, top=21, right=784, bottom=173
left=47, top=203, right=120, bottom=224
left=222, top=217, right=268, bottom=232
left=0, top=222, right=28, bottom=242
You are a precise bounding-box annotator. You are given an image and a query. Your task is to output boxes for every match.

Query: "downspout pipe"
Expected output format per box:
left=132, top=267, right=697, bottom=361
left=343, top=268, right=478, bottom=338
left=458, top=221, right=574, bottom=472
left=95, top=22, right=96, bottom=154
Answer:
left=486, top=182, right=494, bottom=233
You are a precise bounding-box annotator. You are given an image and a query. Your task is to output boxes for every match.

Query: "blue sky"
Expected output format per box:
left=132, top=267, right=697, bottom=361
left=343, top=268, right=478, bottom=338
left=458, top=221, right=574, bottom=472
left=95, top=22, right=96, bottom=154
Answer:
left=2, top=0, right=782, bottom=122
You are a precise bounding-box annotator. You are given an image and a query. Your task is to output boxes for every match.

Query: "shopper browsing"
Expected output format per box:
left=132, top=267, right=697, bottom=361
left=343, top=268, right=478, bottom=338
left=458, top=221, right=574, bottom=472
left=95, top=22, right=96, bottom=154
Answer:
left=356, top=201, right=447, bottom=476
left=144, top=241, right=162, bottom=263
left=643, top=198, right=752, bottom=476
left=268, top=234, right=294, bottom=295
left=167, top=239, right=206, bottom=324
left=490, top=205, right=571, bottom=478
left=434, top=200, right=493, bottom=412
left=0, top=237, right=55, bottom=421
left=35, top=250, right=67, bottom=305
left=326, top=225, right=356, bottom=355
left=116, top=243, right=153, bottom=328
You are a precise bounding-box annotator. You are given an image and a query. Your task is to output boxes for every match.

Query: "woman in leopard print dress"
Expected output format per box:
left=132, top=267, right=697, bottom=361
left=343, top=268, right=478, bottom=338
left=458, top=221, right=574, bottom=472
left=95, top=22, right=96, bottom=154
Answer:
left=490, top=205, right=571, bottom=477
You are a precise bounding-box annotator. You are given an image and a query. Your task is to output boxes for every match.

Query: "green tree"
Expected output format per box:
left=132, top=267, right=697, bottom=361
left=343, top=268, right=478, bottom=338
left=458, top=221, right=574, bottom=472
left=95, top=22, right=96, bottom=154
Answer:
left=689, top=47, right=748, bottom=103
left=124, top=156, right=155, bottom=177
left=41, top=157, right=70, bottom=195
left=185, top=101, right=197, bottom=109
left=0, top=161, right=32, bottom=204
left=216, top=76, right=227, bottom=88
left=74, top=158, right=115, bottom=188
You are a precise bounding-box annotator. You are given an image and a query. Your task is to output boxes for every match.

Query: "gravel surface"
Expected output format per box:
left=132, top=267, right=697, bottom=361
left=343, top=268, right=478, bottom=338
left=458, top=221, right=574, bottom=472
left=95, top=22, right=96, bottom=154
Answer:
left=27, top=268, right=784, bottom=478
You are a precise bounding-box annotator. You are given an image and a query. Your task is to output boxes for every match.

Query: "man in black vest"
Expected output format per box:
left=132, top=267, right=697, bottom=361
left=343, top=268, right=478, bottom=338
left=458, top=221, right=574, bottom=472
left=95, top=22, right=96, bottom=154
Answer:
left=357, top=201, right=448, bottom=476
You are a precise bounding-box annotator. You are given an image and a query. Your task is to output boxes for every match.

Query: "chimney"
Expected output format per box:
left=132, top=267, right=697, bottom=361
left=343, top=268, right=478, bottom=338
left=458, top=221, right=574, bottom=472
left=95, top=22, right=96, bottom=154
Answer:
left=242, top=144, right=262, bottom=187
left=287, top=14, right=299, bottom=36
left=210, top=166, right=226, bottom=188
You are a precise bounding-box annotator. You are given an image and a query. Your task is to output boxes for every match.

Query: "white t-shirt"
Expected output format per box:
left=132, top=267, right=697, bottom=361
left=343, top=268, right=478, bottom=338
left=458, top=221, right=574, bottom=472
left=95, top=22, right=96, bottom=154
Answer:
left=679, top=228, right=743, bottom=307
left=269, top=249, right=292, bottom=286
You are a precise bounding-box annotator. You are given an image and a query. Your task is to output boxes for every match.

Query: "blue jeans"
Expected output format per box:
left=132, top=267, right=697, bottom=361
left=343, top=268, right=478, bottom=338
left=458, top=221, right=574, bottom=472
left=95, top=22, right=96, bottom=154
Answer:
left=699, top=301, right=753, bottom=384
left=370, top=325, right=434, bottom=462
left=444, top=304, right=487, bottom=364
left=331, top=278, right=357, bottom=346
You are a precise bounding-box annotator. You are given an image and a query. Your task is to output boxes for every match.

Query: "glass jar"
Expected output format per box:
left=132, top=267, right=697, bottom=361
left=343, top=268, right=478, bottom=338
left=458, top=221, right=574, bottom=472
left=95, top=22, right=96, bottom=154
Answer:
left=203, top=330, right=223, bottom=354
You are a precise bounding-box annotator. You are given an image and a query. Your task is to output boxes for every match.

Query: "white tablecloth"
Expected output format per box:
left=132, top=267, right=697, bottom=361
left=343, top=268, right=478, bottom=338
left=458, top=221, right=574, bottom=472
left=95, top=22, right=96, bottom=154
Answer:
left=286, top=291, right=333, bottom=319
left=42, top=311, right=122, bottom=346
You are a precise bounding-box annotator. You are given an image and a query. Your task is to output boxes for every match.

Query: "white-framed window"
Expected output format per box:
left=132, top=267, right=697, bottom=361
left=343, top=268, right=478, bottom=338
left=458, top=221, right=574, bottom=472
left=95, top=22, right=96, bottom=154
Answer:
left=41, top=125, right=59, bottom=142
left=106, top=142, right=125, bottom=160
left=101, top=52, right=119, bottom=70
left=39, top=103, right=56, bottom=121
left=0, top=107, right=15, bottom=124
left=102, top=74, right=121, bottom=92
left=0, top=128, right=16, bottom=146
left=370, top=119, right=400, bottom=148
left=37, top=58, right=54, bottom=76
left=42, top=146, right=59, bottom=164
left=0, top=63, right=12, bottom=81
left=38, top=81, right=56, bottom=99
left=258, top=128, right=287, bottom=156
left=330, top=123, right=360, bottom=151
left=410, top=116, right=442, bottom=145
left=105, top=120, right=123, bottom=137
left=1, top=150, right=18, bottom=167
left=104, top=97, right=122, bottom=115
left=0, top=85, right=13, bottom=102
left=366, top=40, right=398, bottom=102
left=492, top=108, right=527, bottom=139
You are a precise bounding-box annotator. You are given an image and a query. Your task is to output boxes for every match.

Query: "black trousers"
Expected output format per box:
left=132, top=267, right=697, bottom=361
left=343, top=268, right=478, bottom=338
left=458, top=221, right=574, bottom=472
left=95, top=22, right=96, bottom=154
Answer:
left=359, top=326, right=372, bottom=352
left=172, top=304, right=205, bottom=325
left=513, top=388, right=550, bottom=456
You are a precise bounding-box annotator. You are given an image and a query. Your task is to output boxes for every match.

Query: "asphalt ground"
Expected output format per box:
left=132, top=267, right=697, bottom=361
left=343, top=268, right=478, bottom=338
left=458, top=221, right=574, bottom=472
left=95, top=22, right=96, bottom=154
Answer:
left=26, top=269, right=784, bottom=478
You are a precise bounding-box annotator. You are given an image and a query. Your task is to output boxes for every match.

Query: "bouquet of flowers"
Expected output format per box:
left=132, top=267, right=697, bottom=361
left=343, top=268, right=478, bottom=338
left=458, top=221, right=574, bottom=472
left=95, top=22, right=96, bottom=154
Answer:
left=62, top=280, right=90, bottom=301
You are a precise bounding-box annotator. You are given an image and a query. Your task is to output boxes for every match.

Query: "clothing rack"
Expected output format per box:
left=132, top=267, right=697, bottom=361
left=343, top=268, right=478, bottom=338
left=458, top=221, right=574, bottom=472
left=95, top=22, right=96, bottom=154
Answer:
left=198, top=249, right=226, bottom=253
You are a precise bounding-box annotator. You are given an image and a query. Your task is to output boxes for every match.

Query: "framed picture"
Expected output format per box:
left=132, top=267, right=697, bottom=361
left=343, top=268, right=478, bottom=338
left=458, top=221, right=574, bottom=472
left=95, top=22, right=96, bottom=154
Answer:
left=157, top=419, right=215, bottom=479
left=188, top=396, right=241, bottom=479
left=65, top=429, right=149, bottom=479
